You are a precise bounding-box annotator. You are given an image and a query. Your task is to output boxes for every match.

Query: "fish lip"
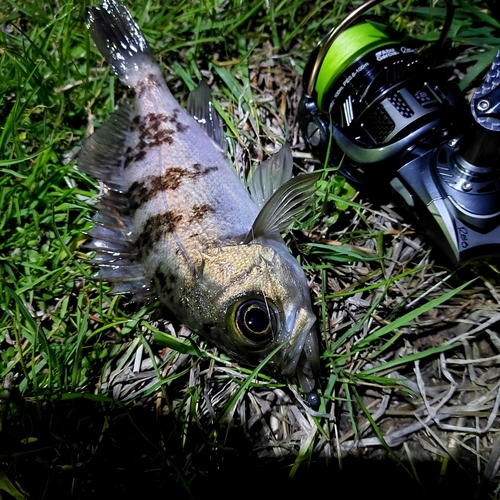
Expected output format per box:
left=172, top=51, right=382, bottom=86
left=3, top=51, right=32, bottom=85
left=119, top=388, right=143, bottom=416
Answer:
left=278, top=306, right=317, bottom=378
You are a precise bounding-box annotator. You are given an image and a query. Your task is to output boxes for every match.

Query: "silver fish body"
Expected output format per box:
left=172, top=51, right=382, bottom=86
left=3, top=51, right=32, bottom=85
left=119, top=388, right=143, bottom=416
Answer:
left=81, top=0, right=320, bottom=392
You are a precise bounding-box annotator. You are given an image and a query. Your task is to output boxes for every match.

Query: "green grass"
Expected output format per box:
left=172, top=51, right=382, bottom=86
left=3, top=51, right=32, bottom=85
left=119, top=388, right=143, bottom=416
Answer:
left=1, top=0, right=500, bottom=497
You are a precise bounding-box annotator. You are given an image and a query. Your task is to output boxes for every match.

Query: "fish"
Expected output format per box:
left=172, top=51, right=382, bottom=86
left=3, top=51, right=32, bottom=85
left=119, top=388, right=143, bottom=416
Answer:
left=80, top=0, right=320, bottom=395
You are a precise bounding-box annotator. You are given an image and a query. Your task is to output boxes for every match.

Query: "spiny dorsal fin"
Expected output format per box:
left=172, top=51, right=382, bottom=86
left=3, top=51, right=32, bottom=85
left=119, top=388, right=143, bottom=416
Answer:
left=244, top=172, right=320, bottom=243
left=82, top=189, right=153, bottom=302
left=186, top=80, right=228, bottom=153
left=248, top=143, right=293, bottom=208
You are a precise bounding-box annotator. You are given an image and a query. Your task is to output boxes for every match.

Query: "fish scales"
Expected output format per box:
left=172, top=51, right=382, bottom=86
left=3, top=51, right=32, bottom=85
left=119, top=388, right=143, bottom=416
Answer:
left=123, top=77, right=258, bottom=277
left=82, top=0, right=320, bottom=397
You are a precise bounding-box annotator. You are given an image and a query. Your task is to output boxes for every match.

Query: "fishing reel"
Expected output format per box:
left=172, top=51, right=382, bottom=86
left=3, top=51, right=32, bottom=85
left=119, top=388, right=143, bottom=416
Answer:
left=298, top=0, right=500, bottom=264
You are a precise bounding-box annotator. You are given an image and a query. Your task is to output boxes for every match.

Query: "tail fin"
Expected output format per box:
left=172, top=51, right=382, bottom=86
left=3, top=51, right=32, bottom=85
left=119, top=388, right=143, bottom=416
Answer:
left=86, top=0, right=156, bottom=85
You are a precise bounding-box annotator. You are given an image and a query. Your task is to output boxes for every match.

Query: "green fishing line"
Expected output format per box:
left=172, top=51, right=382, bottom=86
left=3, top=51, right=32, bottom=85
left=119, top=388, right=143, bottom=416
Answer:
left=315, top=22, right=395, bottom=110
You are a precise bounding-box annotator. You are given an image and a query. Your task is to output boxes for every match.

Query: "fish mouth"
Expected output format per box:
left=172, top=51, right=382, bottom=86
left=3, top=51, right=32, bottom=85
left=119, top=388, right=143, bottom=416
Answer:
left=280, top=307, right=319, bottom=392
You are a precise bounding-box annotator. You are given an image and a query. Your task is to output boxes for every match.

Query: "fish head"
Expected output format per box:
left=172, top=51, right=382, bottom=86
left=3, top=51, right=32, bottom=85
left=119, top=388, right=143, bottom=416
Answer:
left=194, top=240, right=319, bottom=392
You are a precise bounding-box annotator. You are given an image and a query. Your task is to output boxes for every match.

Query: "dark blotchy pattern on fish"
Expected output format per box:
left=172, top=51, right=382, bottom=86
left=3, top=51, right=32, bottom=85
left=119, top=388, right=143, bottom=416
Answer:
left=192, top=163, right=219, bottom=175
left=155, top=267, right=177, bottom=288
left=124, top=110, right=189, bottom=168
left=138, top=211, right=183, bottom=256
left=155, top=269, right=174, bottom=296
left=165, top=108, right=189, bottom=133
left=202, top=322, right=216, bottom=335
left=127, top=165, right=219, bottom=210
left=83, top=0, right=320, bottom=395
left=189, top=203, right=215, bottom=222
left=135, top=73, right=165, bottom=98
left=128, top=175, right=166, bottom=210
left=124, top=149, right=147, bottom=168
left=154, top=266, right=178, bottom=304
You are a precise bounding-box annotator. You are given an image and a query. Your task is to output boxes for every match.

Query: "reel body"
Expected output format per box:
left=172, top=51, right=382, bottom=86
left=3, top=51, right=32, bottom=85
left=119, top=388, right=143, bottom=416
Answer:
left=298, top=9, right=500, bottom=264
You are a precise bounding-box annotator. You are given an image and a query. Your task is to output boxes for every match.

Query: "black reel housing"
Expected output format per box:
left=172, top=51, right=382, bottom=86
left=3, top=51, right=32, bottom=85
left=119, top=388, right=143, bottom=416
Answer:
left=298, top=20, right=466, bottom=184
left=298, top=8, right=500, bottom=264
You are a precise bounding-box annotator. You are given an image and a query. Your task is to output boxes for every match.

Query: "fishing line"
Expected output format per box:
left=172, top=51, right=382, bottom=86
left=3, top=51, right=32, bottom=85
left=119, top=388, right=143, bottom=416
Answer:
left=315, top=22, right=394, bottom=110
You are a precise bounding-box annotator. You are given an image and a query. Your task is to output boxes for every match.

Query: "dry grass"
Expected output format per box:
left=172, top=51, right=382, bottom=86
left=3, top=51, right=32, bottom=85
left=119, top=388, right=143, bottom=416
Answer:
left=94, top=43, right=500, bottom=495
left=2, top=0, right=500, bottom=497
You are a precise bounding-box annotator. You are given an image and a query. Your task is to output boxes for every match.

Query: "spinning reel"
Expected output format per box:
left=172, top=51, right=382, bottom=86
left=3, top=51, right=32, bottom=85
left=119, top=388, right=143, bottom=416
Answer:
left=298, top=0, right=500, bottom=264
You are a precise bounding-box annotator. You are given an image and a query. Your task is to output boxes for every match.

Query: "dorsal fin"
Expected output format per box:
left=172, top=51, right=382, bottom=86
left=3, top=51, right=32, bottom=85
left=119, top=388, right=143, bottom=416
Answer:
left=244, top=172, right=320, bottom=243
left=186, top=80, right=228, bottom=153
left=248, top=143, right=293, bottom=208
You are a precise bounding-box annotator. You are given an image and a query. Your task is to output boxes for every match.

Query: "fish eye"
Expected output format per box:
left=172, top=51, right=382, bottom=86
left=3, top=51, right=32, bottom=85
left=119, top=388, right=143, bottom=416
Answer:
left=229, top=298, right=278, bottom=345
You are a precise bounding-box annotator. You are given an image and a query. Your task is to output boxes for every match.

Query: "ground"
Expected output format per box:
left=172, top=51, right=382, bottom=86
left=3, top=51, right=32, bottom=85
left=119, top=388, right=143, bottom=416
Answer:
left=1, top=0, right=500, bottom=498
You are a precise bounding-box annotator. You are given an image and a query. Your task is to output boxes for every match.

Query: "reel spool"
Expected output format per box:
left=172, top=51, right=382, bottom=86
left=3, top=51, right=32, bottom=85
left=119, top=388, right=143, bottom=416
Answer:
left=298, top=0, right=464, bottom=185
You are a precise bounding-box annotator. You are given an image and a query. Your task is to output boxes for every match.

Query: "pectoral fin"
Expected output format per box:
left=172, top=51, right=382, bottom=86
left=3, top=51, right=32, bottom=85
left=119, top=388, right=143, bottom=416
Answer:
left=244, top=172, right=320, bottom=243
left=248, top=143, right=293, bottom=208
